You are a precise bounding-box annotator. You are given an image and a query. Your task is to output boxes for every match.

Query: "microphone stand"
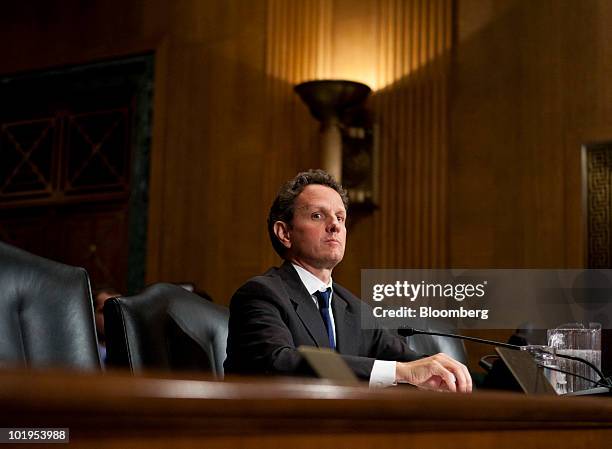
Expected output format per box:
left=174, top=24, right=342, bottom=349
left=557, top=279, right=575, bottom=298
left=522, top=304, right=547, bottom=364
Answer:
left=397, top=327, right=522, bottom=350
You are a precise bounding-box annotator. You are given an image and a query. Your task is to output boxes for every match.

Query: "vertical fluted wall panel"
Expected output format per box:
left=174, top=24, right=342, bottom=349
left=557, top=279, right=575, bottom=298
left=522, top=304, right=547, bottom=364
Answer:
left=373, top=0, right=452, bottom=268
left=262, top=0, right=332, bottom=267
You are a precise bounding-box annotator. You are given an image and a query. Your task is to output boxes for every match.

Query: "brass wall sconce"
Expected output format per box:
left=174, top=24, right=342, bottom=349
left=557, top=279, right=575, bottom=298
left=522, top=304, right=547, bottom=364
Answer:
left=294, top=80, right=376, bottom=209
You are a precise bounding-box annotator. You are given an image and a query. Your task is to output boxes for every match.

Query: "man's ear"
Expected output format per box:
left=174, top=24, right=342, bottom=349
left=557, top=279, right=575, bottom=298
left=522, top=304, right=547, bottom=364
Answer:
left=273, top=221, right=291, bottom=249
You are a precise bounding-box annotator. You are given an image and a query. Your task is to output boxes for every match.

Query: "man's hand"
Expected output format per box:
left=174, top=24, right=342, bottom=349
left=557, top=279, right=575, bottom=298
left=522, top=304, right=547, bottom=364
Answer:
left=395, top=353, right=472, bottom=393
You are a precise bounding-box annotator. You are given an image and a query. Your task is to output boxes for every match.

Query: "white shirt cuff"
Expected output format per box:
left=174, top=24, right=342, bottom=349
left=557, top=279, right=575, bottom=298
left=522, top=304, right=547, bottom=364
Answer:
left=369, top=360, right=397, bottom=388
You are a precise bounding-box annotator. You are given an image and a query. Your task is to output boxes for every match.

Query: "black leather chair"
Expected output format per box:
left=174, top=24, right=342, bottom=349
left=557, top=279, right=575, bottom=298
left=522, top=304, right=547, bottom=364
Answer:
left=0, top=241, right=101, bottom=370
left=104, top=283, right=229, bottom=378
left=402, top=318, right=468, bottom=365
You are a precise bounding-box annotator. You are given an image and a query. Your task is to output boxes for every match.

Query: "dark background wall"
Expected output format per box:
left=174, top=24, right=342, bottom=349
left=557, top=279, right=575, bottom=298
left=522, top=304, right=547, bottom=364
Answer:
left=450, top=0, right=612, bottom=364
left=0, top=0, right=455, bottom=303
left=0, top=0, right=273, bottom=304
left=451, top=0, right=612, bottom=269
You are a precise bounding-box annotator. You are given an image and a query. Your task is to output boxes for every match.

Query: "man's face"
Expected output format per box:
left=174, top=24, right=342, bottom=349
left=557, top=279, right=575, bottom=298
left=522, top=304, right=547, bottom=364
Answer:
left=283, top=184, right=347, bottom=270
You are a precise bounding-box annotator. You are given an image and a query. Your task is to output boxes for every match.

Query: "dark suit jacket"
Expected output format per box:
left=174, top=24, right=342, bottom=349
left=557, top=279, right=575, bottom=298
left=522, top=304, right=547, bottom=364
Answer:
left=224, top=261, right=420, bottom=379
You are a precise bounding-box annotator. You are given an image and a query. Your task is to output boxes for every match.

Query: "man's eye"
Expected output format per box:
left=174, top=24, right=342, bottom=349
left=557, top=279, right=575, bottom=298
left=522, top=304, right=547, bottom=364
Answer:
left=337, top=216, right=345, bottom=222
left=312, top=213, right=322, bottom=219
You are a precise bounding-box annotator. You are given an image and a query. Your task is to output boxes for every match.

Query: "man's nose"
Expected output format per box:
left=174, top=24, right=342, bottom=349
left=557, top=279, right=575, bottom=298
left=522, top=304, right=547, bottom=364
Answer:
left=327, top=216, right=341, bottom=232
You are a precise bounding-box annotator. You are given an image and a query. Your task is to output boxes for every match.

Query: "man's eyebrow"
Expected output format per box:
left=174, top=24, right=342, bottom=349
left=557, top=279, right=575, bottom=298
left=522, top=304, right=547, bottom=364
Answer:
left=296, top=204, right=346, bottom=213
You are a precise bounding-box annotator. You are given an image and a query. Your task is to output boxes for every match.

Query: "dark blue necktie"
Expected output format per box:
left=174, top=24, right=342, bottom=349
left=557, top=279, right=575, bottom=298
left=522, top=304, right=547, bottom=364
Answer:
left=314, top=288, right=335, bottom=349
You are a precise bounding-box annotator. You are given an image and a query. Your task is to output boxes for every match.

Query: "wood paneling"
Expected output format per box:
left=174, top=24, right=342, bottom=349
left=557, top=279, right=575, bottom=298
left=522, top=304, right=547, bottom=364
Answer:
left=287, top=0, right=453, bottom=293
left=451, top=0, right=612, bottom=270
left=6, top=0, right=605, bottom=307
left=0, top=1, right=272, bottom=304
left=262, top=0, right=329, bottom=268
left=372, top=0, right=452, bottom=271
left=0, top=0, right=455, bottom=302
left=450, top=0, right=612, bottom=371
left=261, top=0, right=454, bottom=293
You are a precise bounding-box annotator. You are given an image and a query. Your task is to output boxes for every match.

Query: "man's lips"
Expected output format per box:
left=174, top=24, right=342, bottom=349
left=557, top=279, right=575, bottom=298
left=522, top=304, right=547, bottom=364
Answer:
left=325, top=239, right=342, bottom=245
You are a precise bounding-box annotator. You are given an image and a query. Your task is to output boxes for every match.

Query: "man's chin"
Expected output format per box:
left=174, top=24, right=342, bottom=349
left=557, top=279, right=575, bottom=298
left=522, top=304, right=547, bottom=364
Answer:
left=322, top=252, right=345, bottom=269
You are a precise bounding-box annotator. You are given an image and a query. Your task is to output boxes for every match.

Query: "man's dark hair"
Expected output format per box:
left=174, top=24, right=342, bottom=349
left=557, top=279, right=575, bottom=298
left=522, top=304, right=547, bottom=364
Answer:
left=268, top=169, right=349, bottom=258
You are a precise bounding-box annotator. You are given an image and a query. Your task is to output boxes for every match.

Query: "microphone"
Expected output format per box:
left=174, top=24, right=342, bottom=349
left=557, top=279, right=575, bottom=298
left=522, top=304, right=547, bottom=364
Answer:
left=397, top=327, right=611, bottom=387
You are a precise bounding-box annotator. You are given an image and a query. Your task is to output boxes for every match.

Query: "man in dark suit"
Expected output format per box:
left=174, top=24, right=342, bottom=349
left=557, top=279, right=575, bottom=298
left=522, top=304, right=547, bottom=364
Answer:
left=225, top=170, right=471, bottom=392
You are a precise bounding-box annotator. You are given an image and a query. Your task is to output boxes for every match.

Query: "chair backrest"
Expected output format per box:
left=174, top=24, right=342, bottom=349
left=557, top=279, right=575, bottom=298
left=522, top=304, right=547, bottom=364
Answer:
left=0, top=241, right=101, bottom=370
left=403, top=318, right=468, bottom=365
left=104, top=283, right=229, bottom=378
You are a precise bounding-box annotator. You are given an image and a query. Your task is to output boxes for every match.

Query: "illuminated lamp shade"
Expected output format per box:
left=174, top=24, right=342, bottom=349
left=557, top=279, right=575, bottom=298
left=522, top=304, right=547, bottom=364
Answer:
left=294, top=80, right=371, bottom=182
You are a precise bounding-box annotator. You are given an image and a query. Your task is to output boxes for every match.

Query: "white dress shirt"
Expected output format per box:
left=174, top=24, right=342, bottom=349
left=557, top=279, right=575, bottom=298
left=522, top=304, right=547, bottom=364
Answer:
left=291, top=263, right=396, bottom=388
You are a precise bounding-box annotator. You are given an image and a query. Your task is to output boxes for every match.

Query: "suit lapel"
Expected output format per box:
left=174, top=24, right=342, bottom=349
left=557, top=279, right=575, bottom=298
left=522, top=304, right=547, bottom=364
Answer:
left=332, top=285, right=359, bottom=354
left=278, top=262, right=330, bottom=348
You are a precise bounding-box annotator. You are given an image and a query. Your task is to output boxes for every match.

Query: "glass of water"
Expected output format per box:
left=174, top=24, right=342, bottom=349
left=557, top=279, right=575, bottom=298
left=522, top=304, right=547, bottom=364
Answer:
left=547, top=323, right=602, bottom=393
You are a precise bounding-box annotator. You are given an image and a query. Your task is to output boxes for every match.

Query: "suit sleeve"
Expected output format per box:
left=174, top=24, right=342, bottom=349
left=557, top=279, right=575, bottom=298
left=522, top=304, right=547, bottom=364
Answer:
left=355, top=295, right=423, bottom=363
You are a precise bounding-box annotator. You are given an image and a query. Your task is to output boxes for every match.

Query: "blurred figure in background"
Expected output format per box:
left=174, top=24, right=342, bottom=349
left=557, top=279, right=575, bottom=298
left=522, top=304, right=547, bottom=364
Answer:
left=92, top=286, right=121, bottom=366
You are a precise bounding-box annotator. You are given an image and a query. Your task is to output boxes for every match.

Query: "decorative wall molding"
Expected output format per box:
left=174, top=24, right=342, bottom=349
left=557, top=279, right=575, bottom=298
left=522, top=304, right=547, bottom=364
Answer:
left=586, top=145, right=612, bottom=268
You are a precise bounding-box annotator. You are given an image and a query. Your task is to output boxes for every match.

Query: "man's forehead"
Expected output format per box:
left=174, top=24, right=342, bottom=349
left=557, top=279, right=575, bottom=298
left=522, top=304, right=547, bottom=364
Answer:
left=295, top=185, right=345, bottom=210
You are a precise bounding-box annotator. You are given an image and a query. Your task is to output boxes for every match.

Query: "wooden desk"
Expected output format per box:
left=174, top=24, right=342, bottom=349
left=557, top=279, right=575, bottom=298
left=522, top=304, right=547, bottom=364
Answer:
left=0, top=369, right=610, bottom=448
